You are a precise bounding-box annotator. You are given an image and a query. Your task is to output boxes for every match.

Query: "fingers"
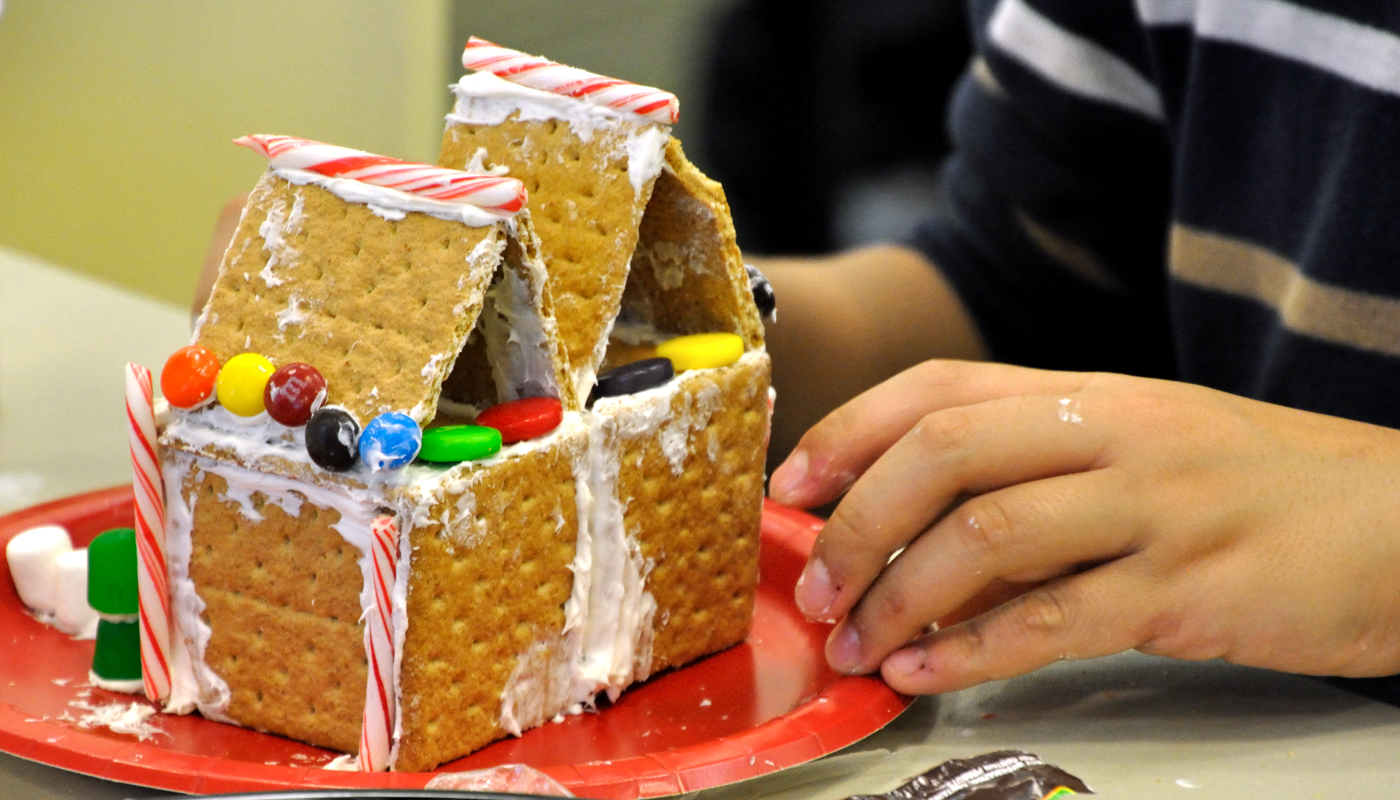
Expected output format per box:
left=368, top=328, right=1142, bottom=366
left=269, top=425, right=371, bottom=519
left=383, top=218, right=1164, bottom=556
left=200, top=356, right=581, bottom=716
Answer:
left=878, top=559, right=1151, bottom=694
left=770, top=361, right=1090, bottom=509
left=795, top=392, right=1110, bottom=623
left=823, top=467, right=1142, bottom=673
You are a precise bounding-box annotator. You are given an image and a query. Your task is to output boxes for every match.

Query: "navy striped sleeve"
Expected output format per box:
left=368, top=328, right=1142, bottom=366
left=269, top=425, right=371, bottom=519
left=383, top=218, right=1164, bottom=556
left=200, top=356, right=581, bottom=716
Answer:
left=909, top=0, right=1176, bottom=377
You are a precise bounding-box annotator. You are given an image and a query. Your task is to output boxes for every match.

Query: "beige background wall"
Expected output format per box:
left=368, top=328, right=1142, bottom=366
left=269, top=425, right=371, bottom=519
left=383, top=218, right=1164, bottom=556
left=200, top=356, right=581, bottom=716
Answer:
left=0, top=0, right=729, bottom=309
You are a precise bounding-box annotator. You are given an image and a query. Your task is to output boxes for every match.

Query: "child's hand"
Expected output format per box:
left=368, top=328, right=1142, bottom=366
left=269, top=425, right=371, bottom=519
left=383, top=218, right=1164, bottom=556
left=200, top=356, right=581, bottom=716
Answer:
left=770, top=360, right=1400, bottom=693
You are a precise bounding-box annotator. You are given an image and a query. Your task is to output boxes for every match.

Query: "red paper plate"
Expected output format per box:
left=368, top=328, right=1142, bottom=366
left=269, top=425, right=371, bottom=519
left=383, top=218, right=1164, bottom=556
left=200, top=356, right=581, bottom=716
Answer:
left=0, top=487, right=910, bottom=798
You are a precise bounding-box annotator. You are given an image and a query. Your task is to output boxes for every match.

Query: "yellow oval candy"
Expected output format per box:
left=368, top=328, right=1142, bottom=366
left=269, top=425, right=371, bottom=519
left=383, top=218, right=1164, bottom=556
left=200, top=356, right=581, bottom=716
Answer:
left=216, top=352, right=275, bottom=416
left=656, top=333, right=744, bottom=372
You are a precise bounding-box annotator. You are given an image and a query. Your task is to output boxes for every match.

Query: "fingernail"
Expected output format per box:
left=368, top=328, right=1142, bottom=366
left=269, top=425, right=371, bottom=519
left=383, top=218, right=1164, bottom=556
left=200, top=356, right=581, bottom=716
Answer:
left=885, top=647, right=926, bottom=677
left=769, top=449, right=809, bottom=504
left=827, top=623, right=865, bottom=674
left=795, top=557, right=837, bottom=622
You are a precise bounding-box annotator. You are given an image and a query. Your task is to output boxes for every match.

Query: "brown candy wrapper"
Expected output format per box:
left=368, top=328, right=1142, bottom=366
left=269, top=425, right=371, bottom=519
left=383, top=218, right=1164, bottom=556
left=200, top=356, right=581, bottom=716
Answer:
left=847, top=751, right=1093, bottom=800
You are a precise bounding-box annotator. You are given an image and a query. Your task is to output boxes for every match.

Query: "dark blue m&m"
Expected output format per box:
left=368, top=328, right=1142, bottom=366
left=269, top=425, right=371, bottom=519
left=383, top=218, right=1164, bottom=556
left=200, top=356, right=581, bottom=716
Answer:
left=590, top=357, right=675, bottom=406
left=306, top=407, right=361, bottom=472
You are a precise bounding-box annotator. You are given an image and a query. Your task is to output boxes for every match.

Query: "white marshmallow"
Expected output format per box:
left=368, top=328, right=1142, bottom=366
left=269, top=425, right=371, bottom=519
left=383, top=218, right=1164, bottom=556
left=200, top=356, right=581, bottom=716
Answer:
left=5, top=524, right=72, bottom=615
left=54, top=549, right=98, bottom=638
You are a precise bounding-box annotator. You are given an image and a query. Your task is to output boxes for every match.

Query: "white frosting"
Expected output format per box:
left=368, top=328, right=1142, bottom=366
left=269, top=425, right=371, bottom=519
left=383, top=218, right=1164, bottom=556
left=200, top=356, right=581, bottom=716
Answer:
left=257, top=191, right=305, bottom=288
left=479, top=263, right=561, bottom=403
left=271, top=166, right=510, bottom=228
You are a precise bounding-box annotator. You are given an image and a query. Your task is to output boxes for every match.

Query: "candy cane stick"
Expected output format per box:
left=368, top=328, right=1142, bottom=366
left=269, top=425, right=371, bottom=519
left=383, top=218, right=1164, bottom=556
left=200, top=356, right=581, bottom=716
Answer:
left=462, top=37, right=680, bottom=125
left=233, top=135, right=527, bottom=215
left=358, top=515, right=399, bottom=772
left=127, top=363, right=171, bottom=704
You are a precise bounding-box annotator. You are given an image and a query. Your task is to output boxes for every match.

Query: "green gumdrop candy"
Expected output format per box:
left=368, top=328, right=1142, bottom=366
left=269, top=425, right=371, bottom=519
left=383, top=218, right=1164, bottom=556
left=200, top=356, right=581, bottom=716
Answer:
left=88, top=527, right=138, bottom=615
left=92, top=619, right=142, bottom=681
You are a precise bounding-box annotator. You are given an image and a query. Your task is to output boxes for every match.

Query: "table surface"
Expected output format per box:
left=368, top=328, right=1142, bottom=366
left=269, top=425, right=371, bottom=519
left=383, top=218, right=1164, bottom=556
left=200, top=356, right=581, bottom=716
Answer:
left=4, top=246, right=1400, bottom=799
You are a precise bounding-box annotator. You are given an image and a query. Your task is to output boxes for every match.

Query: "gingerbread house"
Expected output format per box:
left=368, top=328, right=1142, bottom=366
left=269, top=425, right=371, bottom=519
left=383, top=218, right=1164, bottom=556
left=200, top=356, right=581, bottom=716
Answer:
left=146, top=41, right=772, bottom=774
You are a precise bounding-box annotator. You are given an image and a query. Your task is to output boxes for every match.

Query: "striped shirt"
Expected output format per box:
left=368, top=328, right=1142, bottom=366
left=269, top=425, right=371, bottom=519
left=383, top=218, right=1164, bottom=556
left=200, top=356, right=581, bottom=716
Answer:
left=911, top=0, right=1400, bottom=428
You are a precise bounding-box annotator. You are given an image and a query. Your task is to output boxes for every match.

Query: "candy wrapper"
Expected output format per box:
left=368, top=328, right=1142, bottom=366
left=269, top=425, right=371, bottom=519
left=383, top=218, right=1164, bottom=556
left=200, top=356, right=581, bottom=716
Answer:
left=848, top=751, right=1092, bottom=800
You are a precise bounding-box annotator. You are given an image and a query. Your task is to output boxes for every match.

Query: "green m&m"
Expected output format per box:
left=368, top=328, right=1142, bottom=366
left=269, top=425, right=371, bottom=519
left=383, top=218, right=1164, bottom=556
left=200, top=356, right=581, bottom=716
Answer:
left=419, top=425, right=502, bottom=464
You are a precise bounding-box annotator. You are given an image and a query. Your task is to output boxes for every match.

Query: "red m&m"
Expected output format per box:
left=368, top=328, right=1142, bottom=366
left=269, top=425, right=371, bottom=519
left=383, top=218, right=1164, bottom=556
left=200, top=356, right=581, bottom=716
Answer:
left=160, top=345, right=221, bottom=409
left=475, top=397, right=563, bottom=444
left=264, top=363, right=326, bottom=427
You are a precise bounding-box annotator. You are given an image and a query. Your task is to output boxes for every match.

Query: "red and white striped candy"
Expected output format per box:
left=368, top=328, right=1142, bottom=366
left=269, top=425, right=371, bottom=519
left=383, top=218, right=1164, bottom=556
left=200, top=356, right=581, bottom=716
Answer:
left=233, top=135, right=526, bottom=216
left=462, top=37, right=679, bottom=125
left=358, top=515, right=400, bottom=772
left=127, top=363, right=171, bottom=704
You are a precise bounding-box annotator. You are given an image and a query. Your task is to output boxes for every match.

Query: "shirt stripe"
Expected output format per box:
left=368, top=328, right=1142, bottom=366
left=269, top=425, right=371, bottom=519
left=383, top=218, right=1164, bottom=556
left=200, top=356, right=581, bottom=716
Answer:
left=1171, top=225, right=1400, bottom=359
left=1137, top=0, right=1400, bottom=98
left=988, top=0, right=1166, bottom=120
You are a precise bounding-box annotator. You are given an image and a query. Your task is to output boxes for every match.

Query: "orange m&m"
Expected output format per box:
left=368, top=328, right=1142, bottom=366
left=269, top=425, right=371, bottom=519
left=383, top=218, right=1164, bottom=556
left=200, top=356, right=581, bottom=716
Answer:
left=160, top=345, right=221, bottom=409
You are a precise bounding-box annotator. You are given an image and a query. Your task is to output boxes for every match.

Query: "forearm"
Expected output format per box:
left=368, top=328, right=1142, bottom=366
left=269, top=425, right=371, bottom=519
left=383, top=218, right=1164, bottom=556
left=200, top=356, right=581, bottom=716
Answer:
left=757, top=244, right=988, bottom=465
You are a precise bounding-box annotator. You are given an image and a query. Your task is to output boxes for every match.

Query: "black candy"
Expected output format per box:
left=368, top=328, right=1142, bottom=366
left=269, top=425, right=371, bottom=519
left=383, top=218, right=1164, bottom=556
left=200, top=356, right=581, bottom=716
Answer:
left=305, top=407, right=361, bottom=471
left=746, top=264, right=777, bottom=321
left=590, top=357, right=675, bottom=406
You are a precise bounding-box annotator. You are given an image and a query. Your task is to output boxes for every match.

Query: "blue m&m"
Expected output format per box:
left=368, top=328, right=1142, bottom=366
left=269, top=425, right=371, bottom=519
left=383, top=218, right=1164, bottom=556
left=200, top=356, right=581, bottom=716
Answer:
left=359, top=412, right=422, bottom=472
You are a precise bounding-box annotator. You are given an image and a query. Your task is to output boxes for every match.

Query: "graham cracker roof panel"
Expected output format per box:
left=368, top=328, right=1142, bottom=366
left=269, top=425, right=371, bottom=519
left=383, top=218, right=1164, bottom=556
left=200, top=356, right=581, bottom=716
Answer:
left=194, top=173, right=504, bottom=425
left=440, top=115, right=664, bottom=399
left=625, top=138, right=766, bottom=348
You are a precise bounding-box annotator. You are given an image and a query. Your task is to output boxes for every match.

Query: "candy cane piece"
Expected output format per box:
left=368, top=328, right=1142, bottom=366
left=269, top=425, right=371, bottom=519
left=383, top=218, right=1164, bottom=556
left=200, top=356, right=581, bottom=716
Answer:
left=127, top=363, right=171, bottom=704
left=233, top=135, right=527, bottom=215
left=462, top=37, right=679, bottom=125
left=358, top=515, right=400, bottom=772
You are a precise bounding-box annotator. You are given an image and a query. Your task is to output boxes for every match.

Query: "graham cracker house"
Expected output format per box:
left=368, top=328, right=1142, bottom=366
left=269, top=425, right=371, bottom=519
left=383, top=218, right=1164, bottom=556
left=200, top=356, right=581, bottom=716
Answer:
left=152, top=41, right=771, bottom=774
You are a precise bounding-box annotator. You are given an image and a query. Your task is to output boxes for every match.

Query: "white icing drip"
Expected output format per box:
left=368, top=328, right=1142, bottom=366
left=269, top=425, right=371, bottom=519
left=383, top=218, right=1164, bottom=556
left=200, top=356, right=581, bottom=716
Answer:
left=464, top=146, right=511, bottom=177
left=163, top=452, right=233, bottom=722
left=257, top=191, right=305, bottom=288
left=421, top=352, right=450, bottom=381
left=270, top=167, right=510, bottom=228
left=479, top=265, right=560, bottom=403
left=276, top=295, right=310, bottom=333
left=659, top=382, right=723, bottom=475
left=386, top=513, right=413, bottom=770
left=625, top=125, right=669, bottom=199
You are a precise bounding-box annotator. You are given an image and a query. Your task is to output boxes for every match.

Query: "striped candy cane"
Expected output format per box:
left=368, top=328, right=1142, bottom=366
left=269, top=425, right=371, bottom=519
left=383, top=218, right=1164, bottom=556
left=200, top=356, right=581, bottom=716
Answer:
left=127, top=363, right=171, bottom=704
left=358, top=515, right=400, bottom=772
left=233, top=135, right=527, bottom=215
left=462, top=37, right=680, bottom=125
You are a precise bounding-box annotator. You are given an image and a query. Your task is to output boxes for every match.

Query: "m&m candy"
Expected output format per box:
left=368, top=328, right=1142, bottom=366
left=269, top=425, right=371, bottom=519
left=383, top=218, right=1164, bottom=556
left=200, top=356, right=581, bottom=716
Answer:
left=216, top=353, right=276, bottom=416
left=306, top=407, right=361, bottom=471
left=359, top=412, right=422, bottom=472
left=161, top=345, right=221, bottom=409
left=591, top=357, right=674, bottom=405
left=656, top=333, right=744, bottom=372
left=419, top=425, right=503, bottom=464
left=746, top=264, right=777, bottom=321
left=264, top=363, right=326, bottom=427
left=475, top=397, right=563, bottom=444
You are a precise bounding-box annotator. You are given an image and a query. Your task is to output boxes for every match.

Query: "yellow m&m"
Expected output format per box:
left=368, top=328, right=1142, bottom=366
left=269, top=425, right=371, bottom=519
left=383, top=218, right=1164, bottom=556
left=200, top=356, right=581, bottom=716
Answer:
left=655, top=333, right=744, bottom=372
left=216, top=353, right=276, bottom=416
